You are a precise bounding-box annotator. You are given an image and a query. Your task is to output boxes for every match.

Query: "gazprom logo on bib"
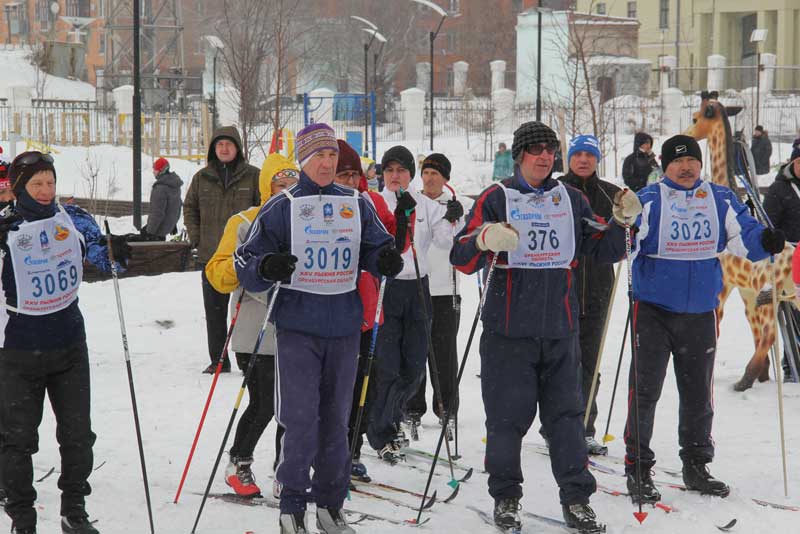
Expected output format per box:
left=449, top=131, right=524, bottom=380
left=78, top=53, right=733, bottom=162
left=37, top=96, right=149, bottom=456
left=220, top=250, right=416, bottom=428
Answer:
left=24, top=256, right=49, bottom=266
left=304, top=226, right=329, bottom=235
left=510, top=209, right=542, bottom=221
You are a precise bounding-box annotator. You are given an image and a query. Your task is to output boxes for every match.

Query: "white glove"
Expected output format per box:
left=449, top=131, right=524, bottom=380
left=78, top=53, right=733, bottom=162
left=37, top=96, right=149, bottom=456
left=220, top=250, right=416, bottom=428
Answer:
left=477, top=223, right=519, bottom=252
left=613, top=189, right=643, bottom=225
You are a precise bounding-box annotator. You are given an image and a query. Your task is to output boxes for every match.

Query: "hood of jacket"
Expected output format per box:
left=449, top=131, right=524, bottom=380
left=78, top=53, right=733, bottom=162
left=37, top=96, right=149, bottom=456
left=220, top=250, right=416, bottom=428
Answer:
left=634, top=132, right=653, bottom=151
left=154, top=170, right=183, bottom=189
left=257, top=153, right=299, bottom=206
left=207, top=126, right=245, bottom=164
left=776, top=161, right=800, bottom=183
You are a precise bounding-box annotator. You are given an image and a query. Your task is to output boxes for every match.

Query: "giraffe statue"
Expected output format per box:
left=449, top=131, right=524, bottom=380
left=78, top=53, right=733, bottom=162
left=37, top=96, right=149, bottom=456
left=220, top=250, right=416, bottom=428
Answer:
left=685, top=91, right=795, bottom=391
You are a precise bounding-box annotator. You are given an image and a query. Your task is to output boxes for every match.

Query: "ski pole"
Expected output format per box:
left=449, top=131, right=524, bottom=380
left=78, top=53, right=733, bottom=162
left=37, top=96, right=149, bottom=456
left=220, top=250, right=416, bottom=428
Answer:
left=348, top=277, right=387, bottom=464
left=583, top=262, right=622, bottom=430
left=600, top=309, right=629, bottom=444
left=103, top=221, right=155, bottom=534
left=443, top=182, right=461, bottom=459
left=174, top=290, right=245, bottom=503
left=623, top=225, right=647, bottom=525
left=413, top=254, right=497, bottom=525
left=407, top=234, right=459, bottom=487
left=191, top=282, right=282, bottom=533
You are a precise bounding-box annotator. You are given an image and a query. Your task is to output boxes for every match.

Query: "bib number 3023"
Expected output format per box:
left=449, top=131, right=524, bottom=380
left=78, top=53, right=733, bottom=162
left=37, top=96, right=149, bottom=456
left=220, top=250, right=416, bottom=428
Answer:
left=31, top=265, right=80, bottom=297
left=527, top=229, right=560, bottom=251
left=670, top=219, right=712, bottom=241
left=303, top=246, right=352, bottom=270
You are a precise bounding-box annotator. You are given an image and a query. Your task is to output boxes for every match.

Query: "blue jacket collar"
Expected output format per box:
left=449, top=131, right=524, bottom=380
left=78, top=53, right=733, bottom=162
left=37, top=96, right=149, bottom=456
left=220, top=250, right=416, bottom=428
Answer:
left=513, top=167, right=557, bottom=193
left=299, top=171, right=337, bottom=194
left=662, top=177, right=702, bottom=191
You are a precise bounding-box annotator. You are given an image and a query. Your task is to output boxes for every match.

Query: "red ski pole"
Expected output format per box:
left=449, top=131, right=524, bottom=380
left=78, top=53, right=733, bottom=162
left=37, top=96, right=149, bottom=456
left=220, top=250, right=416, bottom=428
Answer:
left=173, top=290, right=244, bottom=504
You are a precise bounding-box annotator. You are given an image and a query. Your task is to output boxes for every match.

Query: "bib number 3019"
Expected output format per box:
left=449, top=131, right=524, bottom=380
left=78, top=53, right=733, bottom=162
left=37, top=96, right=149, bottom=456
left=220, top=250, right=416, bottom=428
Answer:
left=31, top=265, right=79, bottom=297
left=303, top=246, right=352, bottom=270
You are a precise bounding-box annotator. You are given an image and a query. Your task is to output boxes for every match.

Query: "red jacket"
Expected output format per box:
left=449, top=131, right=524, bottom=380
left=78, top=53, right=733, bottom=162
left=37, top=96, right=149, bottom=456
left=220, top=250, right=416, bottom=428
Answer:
left=359, top=186, right=395, bottom=332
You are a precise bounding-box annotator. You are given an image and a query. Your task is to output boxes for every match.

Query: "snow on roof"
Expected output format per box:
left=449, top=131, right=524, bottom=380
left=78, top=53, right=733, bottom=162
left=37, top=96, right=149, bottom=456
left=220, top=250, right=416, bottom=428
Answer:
left=588, top=55, right=652, bottom=65
left=0, top=47, right=95, bottom=102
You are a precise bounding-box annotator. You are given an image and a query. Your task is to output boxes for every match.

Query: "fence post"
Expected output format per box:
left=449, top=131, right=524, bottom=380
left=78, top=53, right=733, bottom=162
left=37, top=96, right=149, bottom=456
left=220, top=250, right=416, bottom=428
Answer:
left=707, top=54, right=726, bottom=93
left=400, top=88, right=425, bottom=141
left=165, top=113, right=172, bottom=154
left=71, top=113, right=78, bottom=145
left=82, top=113, right=89, bottom=146
left=492, top=88, right=516, bottom=136
left=154, top=112, right=161, bottom=156
left=26, top=113, right=31, bottom=140
left=490, top=60, right=507, bottom=92
left=177, top=113, right=184, bottom=157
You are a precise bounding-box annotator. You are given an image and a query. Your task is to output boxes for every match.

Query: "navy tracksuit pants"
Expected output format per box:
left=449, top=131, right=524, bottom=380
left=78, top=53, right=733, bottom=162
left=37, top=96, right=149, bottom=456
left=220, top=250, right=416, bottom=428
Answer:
left=367, top=277, right=431, bottom=450
left=481, top=331, right=596, bottom=505
left=274, top=330, right=359, bottom=513
left=624, top=301, right=717, bottom=472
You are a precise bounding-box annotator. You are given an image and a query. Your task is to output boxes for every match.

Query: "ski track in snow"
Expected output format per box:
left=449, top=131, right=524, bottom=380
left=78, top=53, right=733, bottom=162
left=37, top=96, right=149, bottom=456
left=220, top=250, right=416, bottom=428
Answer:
left=4, top=266, right=798, bottom=533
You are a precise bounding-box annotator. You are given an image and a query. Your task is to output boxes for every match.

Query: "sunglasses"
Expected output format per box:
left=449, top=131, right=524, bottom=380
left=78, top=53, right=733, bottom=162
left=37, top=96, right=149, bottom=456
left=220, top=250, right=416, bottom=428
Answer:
left=525, top=143, right=559, bottom=156
left=273, top=169, right=299, bottom=181
left=17, top=152, right=55, bottom=166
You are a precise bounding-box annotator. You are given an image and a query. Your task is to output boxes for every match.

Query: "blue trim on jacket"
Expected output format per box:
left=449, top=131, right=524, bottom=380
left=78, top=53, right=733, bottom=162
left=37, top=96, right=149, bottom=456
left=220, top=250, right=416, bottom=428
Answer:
left=632, top=178, right=769, bottom=313
left=234, top=172, right=394, bottom=338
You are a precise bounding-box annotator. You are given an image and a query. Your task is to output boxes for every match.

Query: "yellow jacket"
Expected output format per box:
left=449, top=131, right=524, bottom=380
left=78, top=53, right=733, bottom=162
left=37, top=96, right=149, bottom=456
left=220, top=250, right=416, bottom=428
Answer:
left=205, top=153, right=298, bottom=293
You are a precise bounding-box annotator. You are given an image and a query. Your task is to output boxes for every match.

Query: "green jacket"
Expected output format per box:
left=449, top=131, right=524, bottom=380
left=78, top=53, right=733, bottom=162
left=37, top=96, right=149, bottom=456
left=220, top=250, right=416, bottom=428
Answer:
left=493, top=151, right=514, bottom=180
left=183, top=126, right=261, bottom=263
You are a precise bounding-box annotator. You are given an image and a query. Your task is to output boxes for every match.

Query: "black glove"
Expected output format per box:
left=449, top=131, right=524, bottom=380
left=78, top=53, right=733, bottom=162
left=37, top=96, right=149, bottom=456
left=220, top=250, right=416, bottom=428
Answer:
left=761, top=227, right=786, bottom=254
left=259, top=252, right=298, bottom=282
left=744, top=198, right=756, bottom=217
left=376, top=246, right=404, bottom=277
left=0, top=211, right=23, bottom=246
left=394, top=191, right=417, bottom=218
left=109, top=234, right=133, bottom=267
left=443, top=199, right=464, bottom=223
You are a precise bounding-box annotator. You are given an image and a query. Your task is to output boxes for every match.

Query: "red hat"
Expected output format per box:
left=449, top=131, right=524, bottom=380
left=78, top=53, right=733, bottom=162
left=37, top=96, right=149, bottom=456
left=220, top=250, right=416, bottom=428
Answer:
left=153, top=157, right=170, bottom=174
left=0, top=157, right=9, bottom=190
left=336, top=140, right=363, bottom=175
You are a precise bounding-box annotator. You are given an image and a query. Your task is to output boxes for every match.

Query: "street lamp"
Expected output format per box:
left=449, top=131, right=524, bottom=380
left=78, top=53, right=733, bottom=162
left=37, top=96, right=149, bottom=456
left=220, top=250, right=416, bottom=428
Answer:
left=750, top=28, right=768, bottom=128
left=410, top=0, right=447, bottom=151
left=204, top=35, right=225, bottom=131
left=350, top=16, right=385, bottom=157
left=362, top=28, right=387, bottom=159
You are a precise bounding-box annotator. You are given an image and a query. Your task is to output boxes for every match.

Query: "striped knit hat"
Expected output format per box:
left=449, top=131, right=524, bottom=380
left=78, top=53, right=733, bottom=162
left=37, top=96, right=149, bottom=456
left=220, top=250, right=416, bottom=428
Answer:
left=296, top=123, right=338, bottom=168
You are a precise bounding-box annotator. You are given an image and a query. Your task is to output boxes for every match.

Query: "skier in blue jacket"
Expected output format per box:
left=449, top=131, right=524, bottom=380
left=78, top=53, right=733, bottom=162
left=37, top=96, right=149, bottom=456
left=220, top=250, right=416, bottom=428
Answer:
left=0, top=151, right=131, bottom=534
left=623, top=135, right=785, bottom=504
left=234, top=123, right=402, bottom=534
left=451, top=121, right=641, bottom=533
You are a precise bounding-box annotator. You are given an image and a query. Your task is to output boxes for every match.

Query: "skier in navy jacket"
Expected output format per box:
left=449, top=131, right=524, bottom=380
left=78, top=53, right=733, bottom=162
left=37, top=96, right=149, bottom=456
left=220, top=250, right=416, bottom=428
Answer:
left=451, top=121, right=641, bottom=533
left=234, top=124, right=402, bottom=534
left=623, top=135, right=785, bottom=504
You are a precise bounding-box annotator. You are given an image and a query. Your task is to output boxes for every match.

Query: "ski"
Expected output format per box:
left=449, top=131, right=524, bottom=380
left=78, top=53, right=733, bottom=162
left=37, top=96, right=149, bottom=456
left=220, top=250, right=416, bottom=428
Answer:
left=525, top=442, right=682, bottom=478
left=350, top=485, right=435, bottom=511
left=352, top=477, right=459, bottom=504
left=595, top=483, right=673, bottom=513
left=35, top=467, right=56, bottom=483
left=204, top=492, right=430, bottom=526
left=717, top=519, right=738, bottom=531
left=403, top=446, right=476, bottom=476
left=467, top=504, right=521, bottom=534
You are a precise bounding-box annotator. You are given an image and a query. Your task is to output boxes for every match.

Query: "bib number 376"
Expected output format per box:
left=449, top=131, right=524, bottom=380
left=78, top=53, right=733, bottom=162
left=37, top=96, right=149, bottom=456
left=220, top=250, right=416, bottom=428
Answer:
left=527, top=229, right=560, bottom=251
left=31, top=265, right=79, bottom=297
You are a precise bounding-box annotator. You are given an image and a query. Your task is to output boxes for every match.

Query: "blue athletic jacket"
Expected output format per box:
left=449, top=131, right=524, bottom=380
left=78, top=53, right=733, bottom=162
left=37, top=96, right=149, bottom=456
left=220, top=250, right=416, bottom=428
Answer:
left=632, top=177, right=769, bottom=313
left=450, top=172, right=626, bottom=339
left=234, top=172, right=393, bottom=339
left=0, top=204, right=116, bottom=350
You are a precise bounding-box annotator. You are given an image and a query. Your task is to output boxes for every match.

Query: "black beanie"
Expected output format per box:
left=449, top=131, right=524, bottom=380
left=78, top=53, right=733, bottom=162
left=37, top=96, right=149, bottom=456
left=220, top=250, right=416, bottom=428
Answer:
left=381, top=146, right=416, bottom=178
left=661, top=135, right=703, bottom=171
left=421, top=153, right=451, bottom=180
left=511, top=121, right=560, bottom=160
left=9, top=151, right=56, bottom=195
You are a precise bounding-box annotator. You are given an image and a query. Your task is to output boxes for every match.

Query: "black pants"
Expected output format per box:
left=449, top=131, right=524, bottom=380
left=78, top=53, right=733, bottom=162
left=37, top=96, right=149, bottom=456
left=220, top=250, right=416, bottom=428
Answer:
left=0, top=342, right=96, bottom=529
left=348, top=332, right=374, bottom=460
left=230, top=353, right=283, bottom=465
left=481, top=331, right=596, bottom=505
left=200, top=264, right=231, bottom=366
left=579, top=300, right=612, bottom=438
left=407, top=295, right=461, bottom=418
left=624, top=302, right=717, bottom=472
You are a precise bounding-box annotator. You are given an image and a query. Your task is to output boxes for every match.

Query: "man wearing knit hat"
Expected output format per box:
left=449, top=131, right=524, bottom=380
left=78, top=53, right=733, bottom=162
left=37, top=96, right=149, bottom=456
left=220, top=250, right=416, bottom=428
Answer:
left=623, top=134, right=784, bottom=506
left=556, top=134, right=621, bottom=457
left=184, top=125, right=260, bottom=374
left=365, top=146, right=462, bottom=464
left=235, top=123, right=402, bottom=534
left=452, top=121, right=638, bottom=533
left=405, top=152, right=472, bottom=441
left=141, top=157, right=183, bottom=241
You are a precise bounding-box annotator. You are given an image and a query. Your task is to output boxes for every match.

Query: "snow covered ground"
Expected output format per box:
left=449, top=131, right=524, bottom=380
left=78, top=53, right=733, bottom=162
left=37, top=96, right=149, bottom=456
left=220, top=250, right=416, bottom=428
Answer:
left=3, top=267, right=798, bottom=534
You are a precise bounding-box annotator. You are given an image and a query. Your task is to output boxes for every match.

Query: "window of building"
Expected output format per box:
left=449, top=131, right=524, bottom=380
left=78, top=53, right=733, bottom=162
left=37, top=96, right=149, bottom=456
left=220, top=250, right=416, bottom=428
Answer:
left=5, top=4, right=29, bottom=36
left=448, top=0, right=460, bottom=14
left=66, top=0, right=91, bottom=18
left=627, top=1, right=637, bottom=19
left=659, top=0, right=669, bottom=29
left=98, top=32, right=105, bottom=55
left=512, top=0, right=523, bottom=13
left=36, top=0, right=50, bottom=30
left=447, top=32, right=457, bottom=51
left=596, top=2, right=606, bottom=15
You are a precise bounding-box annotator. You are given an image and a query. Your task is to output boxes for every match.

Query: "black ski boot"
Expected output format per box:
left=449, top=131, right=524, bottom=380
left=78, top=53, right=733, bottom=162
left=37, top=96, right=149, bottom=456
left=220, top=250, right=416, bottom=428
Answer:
left=378, top=442, right=405, bottom=465
left=405, top=412, right=422, bottom=441
left=11, top=524, right=36, bottom=534
left=440, top=415, right=455, bottom=442
left=562, top=504, right=606, bottom=533
left=626, top=469, right=661, bottom=504
left=61, top=515, right=100, bottom=534
left=682, top=462, right=730, bottom=497
left=493, top=497, right=521, bottom=532
left=585, top=436, right=608, bottom=456
left=0, top=487, right=7, bottom=507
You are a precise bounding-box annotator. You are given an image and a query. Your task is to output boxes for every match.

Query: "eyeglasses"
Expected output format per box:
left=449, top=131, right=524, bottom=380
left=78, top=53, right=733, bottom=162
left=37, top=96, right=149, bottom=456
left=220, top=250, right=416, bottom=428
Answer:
left=16, top=152, right=54, bottom=166
left=525, top=143, right=559, bottom=156
left=336, top=170, right=361, bottom=181
left=273, top=169, right=299, bottom=181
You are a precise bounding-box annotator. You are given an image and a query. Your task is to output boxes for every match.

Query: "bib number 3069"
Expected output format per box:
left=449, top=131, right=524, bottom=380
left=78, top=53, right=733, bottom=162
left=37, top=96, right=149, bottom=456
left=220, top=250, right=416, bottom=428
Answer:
left=303, top=246, right=352, bottom=270
left=31, top=265, right=79, bottom=297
